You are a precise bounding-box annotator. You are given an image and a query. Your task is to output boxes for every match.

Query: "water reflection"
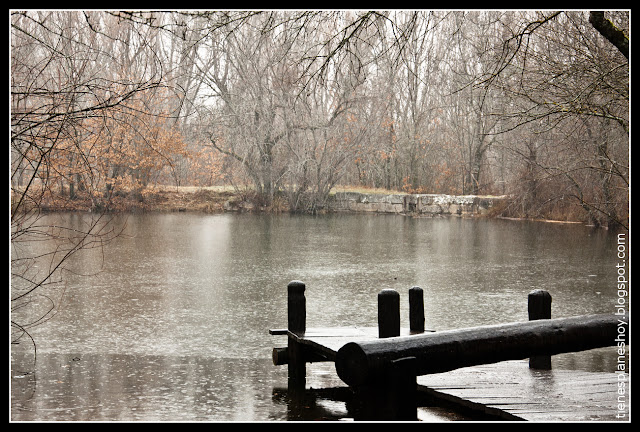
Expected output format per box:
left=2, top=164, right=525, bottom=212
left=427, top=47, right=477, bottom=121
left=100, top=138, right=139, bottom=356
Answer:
left=11, top=213, right=624, bottom=421
left=11, top=352, right=294, bottom=421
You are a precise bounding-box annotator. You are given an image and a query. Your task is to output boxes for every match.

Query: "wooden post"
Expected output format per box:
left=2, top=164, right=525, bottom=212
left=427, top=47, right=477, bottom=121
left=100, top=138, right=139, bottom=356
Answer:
left=378, top=289, right=400, bottom=338
left=288, top=280, right=306, bottom=334
left=351, top=356, right=417, bottom=421
left=287, top=281, right=306, bottom=388
left=409, top=286, right=425, bottom=333
left=387, top=356, right=418, bottom=420
left=528, top=289, right=552, bottom=369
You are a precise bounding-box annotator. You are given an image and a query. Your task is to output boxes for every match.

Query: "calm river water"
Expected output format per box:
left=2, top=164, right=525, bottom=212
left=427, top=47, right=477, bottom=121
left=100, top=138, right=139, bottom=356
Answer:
left=11, top=212, right=624, bottom=421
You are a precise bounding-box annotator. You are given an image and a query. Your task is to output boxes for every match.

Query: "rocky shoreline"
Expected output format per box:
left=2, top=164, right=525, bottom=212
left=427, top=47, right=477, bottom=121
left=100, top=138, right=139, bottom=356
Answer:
left=329, top=192, right=508, bottom=217
left=32, top=187, right=507, bottom=217
left=25, top=187, right=604, bottom=225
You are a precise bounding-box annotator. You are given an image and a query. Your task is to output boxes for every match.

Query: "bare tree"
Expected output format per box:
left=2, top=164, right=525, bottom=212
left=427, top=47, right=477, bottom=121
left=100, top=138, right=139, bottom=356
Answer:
left=11, top=10, right=166, bottom=352
left=486, top=11, right=629, bottom=228
left=189, top=11, right=383, bottom=210
left=378, top=11, right=449, bottom=192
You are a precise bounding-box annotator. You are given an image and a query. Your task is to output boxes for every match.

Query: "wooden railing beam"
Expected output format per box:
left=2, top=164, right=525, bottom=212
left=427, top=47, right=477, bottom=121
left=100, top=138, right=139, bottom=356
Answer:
left=336, top=313, right=625, bottom=387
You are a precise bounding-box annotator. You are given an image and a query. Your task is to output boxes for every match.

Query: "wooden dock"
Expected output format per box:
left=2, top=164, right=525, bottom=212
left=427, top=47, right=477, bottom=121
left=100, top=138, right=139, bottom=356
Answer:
left=417, top=360, right=627, bottom=421
left=271, top=281, right=629, bottom=421
left=273, top=327, right=627, bottom=421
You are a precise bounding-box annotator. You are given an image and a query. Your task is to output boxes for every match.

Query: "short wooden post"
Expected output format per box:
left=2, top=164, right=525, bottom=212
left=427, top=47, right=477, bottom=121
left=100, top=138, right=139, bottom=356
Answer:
left=378, top=289, right=400, bottom=338
left=288, top=280, right=306, bottom=334
left=287, top=281, right=306, bottom=387
left=409, top=286, right=425, bottom=333
left=351, top=356, right=417, bottom=421
left=528, top=289, right=552, bottom=369
left=387, top=356, right=418, bottom=420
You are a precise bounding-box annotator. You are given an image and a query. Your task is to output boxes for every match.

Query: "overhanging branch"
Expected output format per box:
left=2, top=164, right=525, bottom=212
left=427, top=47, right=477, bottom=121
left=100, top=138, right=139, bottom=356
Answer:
left=589, top=11, right=629, bottom=59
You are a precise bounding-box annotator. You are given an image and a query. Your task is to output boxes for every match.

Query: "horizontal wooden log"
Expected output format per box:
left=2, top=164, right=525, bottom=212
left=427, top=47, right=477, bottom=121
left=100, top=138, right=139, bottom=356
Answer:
left=272, top=346, right=331, bottom=366
left=336, top=314, right=625, bottom=387
left=272, top=347, right=289, bottom=366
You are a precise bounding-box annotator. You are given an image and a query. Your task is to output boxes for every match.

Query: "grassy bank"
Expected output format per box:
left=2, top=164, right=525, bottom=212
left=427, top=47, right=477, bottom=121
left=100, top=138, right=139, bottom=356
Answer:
left=15, top=185, right=236, bottom=214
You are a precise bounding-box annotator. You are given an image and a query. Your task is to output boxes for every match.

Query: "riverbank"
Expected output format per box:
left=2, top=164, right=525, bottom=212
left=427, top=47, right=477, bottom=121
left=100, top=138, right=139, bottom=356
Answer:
left=25, top=186, right=236, bottom=214
left=24, top=185, right=594, bottom=226
left=32, top=185, right=504, bottom=216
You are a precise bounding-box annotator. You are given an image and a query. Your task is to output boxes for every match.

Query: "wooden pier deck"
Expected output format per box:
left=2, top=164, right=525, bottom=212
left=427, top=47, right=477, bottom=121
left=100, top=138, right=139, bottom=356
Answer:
left=271, top=282, right=628, bottom=421
left=273, top=326, right=627, bottom=422
left=417, top=360, right=627, bottom=421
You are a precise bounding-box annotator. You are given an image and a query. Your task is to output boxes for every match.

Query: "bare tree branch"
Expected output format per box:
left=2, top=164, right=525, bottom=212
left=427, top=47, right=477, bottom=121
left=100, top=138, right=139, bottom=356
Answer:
left=589, top=11, right=629, bottom=59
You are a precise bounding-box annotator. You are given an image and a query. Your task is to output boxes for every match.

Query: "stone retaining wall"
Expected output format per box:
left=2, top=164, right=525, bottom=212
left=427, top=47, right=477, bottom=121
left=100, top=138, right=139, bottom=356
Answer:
left=329, top=192, right=507, bottom=216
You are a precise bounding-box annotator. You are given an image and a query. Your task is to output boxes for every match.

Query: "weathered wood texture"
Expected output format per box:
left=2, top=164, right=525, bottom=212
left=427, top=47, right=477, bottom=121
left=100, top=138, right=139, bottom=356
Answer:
left=277, top=327, right=627, bottom=421
left=528, top=289, right=553, bottom=369
left=335, top=314, right=624, bottom=387
left=286, top=281, right=307, bottom=386
left=378, top=289, right=400, bottom=338
left=409, top=286, right=425, bottom=333
left=287, top=280, right=306, bottom=334
left=284, top=326, right=418, bottom=361
left=417, top=360, right=628, bottom=421
left=271, top=282, right=626, bottom=421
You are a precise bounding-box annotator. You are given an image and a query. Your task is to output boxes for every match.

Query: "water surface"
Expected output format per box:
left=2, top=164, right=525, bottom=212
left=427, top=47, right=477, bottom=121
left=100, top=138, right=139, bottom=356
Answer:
left=11, top=213, right=624, bottom=421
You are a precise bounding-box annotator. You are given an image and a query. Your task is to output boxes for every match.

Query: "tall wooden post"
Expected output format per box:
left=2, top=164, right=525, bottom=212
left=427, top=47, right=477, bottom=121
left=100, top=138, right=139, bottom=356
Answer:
left=528, top=289, right=552, bottom=369
left=378, top=289, right=400, bottom=338
left=409, top=286, right=425, bottom=333
left=287, top=281, right=306, bottom=389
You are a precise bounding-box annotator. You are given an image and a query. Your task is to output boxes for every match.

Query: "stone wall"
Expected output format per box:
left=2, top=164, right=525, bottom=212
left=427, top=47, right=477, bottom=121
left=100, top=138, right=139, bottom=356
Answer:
left=328, top=192, right=507, bottom=216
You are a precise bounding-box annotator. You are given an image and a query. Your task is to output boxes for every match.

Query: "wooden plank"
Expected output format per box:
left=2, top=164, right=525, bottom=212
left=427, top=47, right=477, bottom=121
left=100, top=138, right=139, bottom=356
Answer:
left=417, top=360, right=627, bottom=421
